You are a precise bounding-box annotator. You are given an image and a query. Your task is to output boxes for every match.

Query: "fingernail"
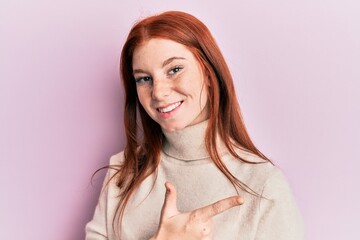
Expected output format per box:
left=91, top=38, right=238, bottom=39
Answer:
left=236, top=197, right=244, bottom=204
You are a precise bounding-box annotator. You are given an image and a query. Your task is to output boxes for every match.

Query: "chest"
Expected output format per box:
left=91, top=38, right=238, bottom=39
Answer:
left=118, top=159, right=260, bottom=240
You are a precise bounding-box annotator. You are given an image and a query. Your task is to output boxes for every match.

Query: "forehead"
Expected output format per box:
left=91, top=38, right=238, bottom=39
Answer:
left=132, top=38, right=196, bottom=67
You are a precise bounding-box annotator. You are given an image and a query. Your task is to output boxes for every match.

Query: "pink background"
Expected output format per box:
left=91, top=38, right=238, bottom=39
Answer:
left=1, top=0, right=359, bottom=239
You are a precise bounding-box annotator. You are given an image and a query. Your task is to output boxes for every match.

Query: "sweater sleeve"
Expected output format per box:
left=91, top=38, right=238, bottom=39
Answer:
left=85, top=171, right=110, bottom=240
left=254, top=169, right=305, bottom=240
left=85, top=154, right=122, bottom=240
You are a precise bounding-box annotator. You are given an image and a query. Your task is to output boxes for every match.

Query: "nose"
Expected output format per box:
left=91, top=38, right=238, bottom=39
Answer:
left=151, top=78, right=172, bottom=100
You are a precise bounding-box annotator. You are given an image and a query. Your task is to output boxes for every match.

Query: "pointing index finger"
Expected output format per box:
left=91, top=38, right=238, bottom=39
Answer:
left=197, top=196, right=244, bottom=220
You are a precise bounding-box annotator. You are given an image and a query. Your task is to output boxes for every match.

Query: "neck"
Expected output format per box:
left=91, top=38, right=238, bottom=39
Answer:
left=162, top=120, right=226, bottom=161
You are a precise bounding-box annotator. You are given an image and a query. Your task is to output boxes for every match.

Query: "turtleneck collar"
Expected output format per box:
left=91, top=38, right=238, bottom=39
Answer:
left=162, top=120, right=226, bottom=161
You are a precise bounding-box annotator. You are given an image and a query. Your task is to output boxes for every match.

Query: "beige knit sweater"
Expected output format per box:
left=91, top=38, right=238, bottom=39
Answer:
left=86, top=121, right=304, bottom=239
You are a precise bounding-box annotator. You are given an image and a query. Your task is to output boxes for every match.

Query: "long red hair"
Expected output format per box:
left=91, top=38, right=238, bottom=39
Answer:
left=113, top=10, right=271, bottom=232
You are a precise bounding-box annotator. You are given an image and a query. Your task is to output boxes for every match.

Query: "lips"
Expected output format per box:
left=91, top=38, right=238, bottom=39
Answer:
left=157, top=101, right=183, bottom=113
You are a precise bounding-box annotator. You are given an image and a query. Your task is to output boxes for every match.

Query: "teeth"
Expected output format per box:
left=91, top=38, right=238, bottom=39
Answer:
left=158, top=101, right=182, bottom=113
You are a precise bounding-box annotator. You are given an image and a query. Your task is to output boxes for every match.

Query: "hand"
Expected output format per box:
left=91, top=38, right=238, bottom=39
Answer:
left=151, top=182, right=244, bottom=240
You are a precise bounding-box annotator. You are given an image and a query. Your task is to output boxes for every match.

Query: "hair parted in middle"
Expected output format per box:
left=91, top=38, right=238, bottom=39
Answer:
left=112, top=10, right=271, bottom=229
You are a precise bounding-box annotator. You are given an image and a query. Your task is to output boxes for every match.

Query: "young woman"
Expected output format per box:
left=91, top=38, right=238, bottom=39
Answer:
left=86, top=11, right=304, bottom=240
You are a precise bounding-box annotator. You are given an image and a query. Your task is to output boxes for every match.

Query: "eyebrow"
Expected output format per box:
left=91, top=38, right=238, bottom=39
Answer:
left=133, top=56, right=186, bottom=75
left=162, top=57, right=186, bottom=67
left=133, top=69, right=147, bottom=75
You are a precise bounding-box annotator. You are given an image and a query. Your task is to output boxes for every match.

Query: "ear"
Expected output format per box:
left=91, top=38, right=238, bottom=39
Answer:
left=206, top=72, right=211, bottom=87
left=201, top=64, right=212, bottom=87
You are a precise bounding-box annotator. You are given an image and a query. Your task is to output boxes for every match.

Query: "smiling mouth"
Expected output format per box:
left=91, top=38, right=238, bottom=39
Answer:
left=157, top=101, right=183, bottom=113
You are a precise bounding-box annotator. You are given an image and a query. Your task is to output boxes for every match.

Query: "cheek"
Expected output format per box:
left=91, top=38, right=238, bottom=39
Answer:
left=193, top=78, right=208, bottom=104
left=136, top=87, right=150, bottom=107
left=200, top=88, right=209, bottom=108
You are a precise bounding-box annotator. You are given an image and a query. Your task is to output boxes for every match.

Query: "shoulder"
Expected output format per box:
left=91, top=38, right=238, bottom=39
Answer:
left=233, top=150, right=304, bottom=236
left=109, top=151, right=125, bottom=165
left=102, top=151, right=125, bottom=184
left=233, top=149, right=299, bottom=205
left=227, top=148, right=290, bottom=194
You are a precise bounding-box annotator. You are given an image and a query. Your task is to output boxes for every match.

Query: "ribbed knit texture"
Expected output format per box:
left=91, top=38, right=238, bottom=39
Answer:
left=86, top=121, right=304, bottom=239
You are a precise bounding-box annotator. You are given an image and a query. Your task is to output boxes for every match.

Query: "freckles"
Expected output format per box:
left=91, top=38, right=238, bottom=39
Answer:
left=177, top=74, right=194, bottom=89
left=173, top=73, right=184, bottom=82
left=136, top=90, right=148, bottom=105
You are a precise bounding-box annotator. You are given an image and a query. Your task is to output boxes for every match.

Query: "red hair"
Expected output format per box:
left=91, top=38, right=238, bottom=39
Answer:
left=113, top=10, right=271, bottom=232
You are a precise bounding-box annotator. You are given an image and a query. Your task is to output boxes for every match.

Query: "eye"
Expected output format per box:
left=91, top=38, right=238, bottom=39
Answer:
left=135, top=76, right=152, bottom=84
left=168, top=66, right=183, bottom=75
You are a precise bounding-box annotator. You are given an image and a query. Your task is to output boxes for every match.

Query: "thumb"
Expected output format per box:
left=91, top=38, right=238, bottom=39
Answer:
left=160, top=182, right=179, bottom=220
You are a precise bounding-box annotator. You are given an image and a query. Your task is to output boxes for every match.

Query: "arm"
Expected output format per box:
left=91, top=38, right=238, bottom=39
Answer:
left=255, top=170, right=305, bottom=240
left=85, top=169, right=111, bottom=240
left=85, top=155, right=121, bottom=240
left=85, top=175, right=109, bottom=240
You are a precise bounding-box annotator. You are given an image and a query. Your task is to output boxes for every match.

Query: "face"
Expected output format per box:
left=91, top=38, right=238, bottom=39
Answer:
left=132, top=38, right=209, bottom=132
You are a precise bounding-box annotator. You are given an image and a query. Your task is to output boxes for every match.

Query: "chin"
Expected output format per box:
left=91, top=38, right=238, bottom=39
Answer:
left=159, top=121, right=189, bottom=132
